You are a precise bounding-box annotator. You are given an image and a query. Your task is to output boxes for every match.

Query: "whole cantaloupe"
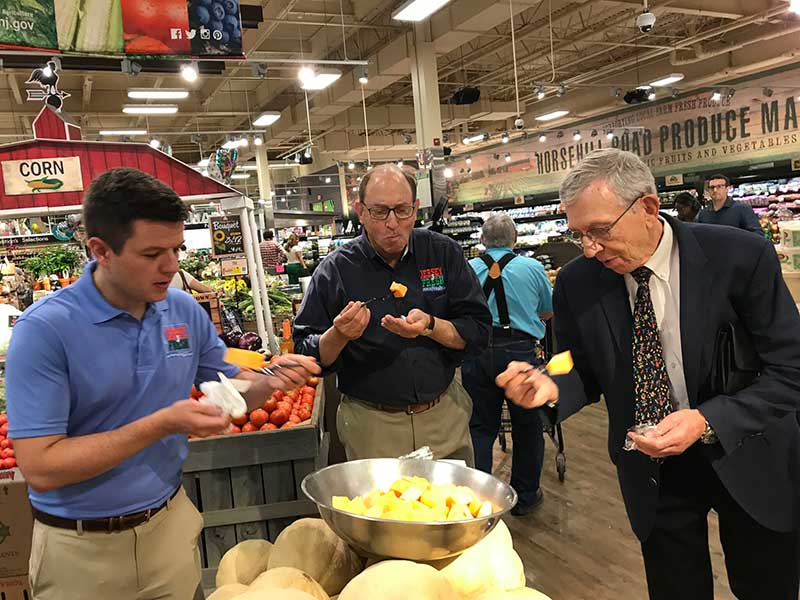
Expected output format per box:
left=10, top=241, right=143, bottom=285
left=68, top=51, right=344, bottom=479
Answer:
left=268, top=519, right=363, bottom=595
left=250, top=567, right=329, bottom=600
left=474, top=589, right=552, bottom=600
left=207, top=583, right=249, bottom=600
left=216, top=539, right=273, bottom=587
left=339, top=560, right=459, bottom=600
left=236, top=589, right=319, bottom=600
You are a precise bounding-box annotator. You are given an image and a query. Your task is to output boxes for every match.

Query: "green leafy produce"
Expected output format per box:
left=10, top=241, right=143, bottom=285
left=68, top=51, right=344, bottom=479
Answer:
left=0, top=0, right=58, bottom=50
left=25, top=245, right=83, bottom=278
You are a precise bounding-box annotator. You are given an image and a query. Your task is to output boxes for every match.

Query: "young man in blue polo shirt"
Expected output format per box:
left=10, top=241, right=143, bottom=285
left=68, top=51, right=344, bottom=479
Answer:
left=6, top=168, right=318, bottom=600
left=697, top=174, right=763, bottom=235
left=463, top=212, right=553, bottom=516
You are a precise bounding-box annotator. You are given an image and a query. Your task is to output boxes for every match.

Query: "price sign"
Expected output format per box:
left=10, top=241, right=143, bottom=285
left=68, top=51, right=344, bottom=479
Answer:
left=221, top=258, right=248, bottom=277
left=209, top=216, right=244, bottom=257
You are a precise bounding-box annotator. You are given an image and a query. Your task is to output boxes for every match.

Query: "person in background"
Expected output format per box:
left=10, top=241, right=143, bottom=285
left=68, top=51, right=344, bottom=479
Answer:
left=294, top=164, right=492, bottom=464
left=260, top=229, right=287, bottom=271
left=697, top=174, right=763, bottom=234
left=674, top=192, right=701, bottom=223
left=170, top=269, right=216, bottom=294
left=284, top=232, right=307, bottom=284
left=497, top=149, right=799, bottom=600
left=6, top=168, right=320, bottom=600
left=463, top=213, right=553, bottom=516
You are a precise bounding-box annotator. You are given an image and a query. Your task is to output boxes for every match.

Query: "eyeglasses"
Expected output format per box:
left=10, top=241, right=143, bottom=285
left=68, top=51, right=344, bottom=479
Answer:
left=707, top=184, right=728, bottom=190
left=363, top=203, right=415, bottom=221
left=566, top=197, right=641, bottom=247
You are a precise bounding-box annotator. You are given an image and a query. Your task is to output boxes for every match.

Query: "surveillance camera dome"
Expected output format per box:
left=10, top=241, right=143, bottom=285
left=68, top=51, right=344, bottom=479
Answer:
left=514, top=117, right=525, bottom=130
left=636, top=10, right=656, bottom=33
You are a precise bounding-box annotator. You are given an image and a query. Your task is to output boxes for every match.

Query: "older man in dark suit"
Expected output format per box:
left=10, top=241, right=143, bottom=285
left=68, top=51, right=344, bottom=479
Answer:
left=497, top=149, right=800, bottom=600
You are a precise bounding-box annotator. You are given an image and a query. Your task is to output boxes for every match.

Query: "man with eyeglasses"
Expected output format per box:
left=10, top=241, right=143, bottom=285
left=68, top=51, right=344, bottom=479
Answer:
left=293, top=164, right=491, bottom=464
left=697, top=174, right=763, bottom=235
left=497, top=149, right=800, bottom=600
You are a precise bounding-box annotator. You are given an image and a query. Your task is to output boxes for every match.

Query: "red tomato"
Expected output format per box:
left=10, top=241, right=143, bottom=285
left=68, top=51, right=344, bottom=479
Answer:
left=288, top=390, right=300, bottom=401
left=298, top=407, right=312, bottom=421
left=231, top=413, right=249, bottom=427
left=241, top=422, right=258, bottom=433
left=260, top=423, right=278, bottom=431
left=289, top=414, right=301, bottom=424
left=281, top=421, right=295, bottom=429
left=270, top=409, right=289, bottom=427
left=0, top=449, right=13, bottom=459
left=273, top=390, right=285, bottom=401
left=0, top=424, right=7, bottom=436
left=277, top=401, right=292, bottom=413
left=249, top=409, right=269, bottom=428
left=229, top=425, right=242, bottom=434
left=0, top=414, right=7, bottom=425
left=0, top=439, right=11, bottom=450
left=0, top=457, right=15, bottom=470
left=263, top=398, right=278, bottom=413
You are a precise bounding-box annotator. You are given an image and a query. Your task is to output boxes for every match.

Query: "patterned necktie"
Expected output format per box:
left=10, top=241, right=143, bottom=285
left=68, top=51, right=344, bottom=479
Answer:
left=631, top=266, right=674, bottom=425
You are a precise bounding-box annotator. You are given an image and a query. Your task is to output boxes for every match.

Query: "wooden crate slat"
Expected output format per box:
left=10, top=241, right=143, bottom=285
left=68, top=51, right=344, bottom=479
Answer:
left=230, top=465, right=269, bottom=542
left=201, top=499, right=318, bottom=528
left=263, top=460, right=297, bottom=541
left=293, top=458, right=316, bottom=500
left=197, top=469, right=237, bottom=569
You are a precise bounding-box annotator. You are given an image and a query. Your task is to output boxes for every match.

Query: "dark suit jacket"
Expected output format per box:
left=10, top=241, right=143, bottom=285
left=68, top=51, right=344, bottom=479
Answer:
left=552, top=215, right=800, bottom=541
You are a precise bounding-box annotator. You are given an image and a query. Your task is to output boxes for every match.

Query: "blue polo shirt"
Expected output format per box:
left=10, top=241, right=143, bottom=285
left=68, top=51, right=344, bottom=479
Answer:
left=6, top=262, right=239, bottom=519
left=697, top=197, right=764, bottom=235
left=469, top=248, right=553, bottom=340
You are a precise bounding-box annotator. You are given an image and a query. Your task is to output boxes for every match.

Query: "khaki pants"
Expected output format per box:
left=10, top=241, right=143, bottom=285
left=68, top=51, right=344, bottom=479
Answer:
left=337, top=374, right=475, bottom=466
left=29, top=488, right=203, bottom=600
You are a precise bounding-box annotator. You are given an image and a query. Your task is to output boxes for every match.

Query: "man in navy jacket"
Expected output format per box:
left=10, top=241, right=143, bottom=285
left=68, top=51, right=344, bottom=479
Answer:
left=498, top=149, right=799, bottom=600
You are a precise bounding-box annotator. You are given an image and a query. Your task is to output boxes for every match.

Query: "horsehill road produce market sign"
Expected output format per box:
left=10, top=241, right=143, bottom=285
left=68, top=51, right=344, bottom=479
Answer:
left=1, top=156, right=84, bottom=196
left=448, top=70, right=800, bottom=204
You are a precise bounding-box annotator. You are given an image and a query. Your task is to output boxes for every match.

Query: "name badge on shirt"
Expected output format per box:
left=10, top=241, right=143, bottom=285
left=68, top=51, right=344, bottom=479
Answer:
left=419, top=267, right=446, bottom=294
left=164, top=324, right=191, bottom=356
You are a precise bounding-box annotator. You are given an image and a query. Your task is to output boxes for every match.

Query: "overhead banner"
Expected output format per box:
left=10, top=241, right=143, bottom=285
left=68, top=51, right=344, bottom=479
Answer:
left=447, top=70, right=800, bottom=204
left=0, top=0, right=243, bottom=57
left=1, top=156, right=84, bottom=196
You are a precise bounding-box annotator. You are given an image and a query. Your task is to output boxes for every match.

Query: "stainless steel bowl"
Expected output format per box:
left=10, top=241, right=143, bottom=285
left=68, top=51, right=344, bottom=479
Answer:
left=301, top=458, right=517, bottom=561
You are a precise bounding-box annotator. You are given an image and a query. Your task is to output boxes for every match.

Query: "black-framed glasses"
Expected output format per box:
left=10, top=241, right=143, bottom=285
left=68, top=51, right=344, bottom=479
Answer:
left=363, top=203, right=415, bottom=221
left=566, top=197, right=641, bottom=246
left=707, top=184, right=728, bottom=191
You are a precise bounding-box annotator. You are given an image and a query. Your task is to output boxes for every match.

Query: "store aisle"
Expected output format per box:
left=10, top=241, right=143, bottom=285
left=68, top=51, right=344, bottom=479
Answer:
left=495, top=403, right=734, bottom=599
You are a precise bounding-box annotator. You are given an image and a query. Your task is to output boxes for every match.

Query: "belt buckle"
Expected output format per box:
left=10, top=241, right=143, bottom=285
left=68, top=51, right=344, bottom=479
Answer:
left=405, top=404, right=416, bottom=415
left=107, top=516, right=121, bottom=533
left=144, top=508, right=153, bottom=523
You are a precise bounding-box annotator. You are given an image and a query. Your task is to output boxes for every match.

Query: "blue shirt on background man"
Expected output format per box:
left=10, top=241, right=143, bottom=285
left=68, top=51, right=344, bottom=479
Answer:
left=6, top=262, right=239, bottom=519
left=697, top=197, right=764, bottom=235
left=469, top=248, right=553, bottom=340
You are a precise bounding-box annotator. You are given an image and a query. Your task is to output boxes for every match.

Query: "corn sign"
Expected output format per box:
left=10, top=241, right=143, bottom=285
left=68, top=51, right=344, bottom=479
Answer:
left=1, top=157, right=84, bottom=196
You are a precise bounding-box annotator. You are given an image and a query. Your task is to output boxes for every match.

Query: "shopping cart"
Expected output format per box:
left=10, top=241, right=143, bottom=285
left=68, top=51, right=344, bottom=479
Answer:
left=498, top=321, right=567, bottom=482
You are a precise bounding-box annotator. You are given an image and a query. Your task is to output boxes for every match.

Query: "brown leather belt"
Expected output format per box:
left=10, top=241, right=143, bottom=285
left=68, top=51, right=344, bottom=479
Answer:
left=371, top=398, right=441, bottom=415
left=32, top=487, right=180, bottom=533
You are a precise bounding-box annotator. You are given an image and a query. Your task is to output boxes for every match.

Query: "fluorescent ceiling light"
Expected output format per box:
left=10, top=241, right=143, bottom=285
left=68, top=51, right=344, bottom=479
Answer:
left=301, top=69, right=342, bottom=90
left=649, top=73, right=684, bottom=88
left=392, top=0, right=451, bottom=21
left=99, top=129, right=147, bottom=136
left=197, top=158, right=210, bottom=167
left=462, top=133, right=488, bottom=144
left=535, top=110, right=569, bottom=122
left=223, top=138, right=248, bottom=150
left=127, top=88, right=188, bottom=100
left=253, top=111, right=281, bottom=127
left=122, top=104, right=178, bottom=115
left=237, top=164, right=259, bottom=171
left=231, top=173, right=251, bottom=180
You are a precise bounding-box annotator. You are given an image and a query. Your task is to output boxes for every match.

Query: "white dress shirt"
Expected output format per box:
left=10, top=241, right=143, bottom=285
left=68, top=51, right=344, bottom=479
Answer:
left=623, top=219, right=690, bottom=410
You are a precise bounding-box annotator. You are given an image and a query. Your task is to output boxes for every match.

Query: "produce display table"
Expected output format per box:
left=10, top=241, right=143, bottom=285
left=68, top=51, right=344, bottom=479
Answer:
left=183, top=383, right=328, bottom=588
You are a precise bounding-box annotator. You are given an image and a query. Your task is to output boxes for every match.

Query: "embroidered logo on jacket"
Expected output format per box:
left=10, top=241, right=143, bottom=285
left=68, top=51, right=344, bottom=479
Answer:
left=419, top=267, right=445, bottom=293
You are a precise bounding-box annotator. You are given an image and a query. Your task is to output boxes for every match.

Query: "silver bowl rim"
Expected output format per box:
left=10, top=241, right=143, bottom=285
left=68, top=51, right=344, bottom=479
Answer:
left=300, top=458, right=518, bottom=526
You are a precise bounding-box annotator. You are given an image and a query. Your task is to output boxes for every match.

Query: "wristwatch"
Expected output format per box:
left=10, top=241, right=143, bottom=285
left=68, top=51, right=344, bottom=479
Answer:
left=700, top=419, right=718, bottom=445
left=420, top=314, right=436, bottom=337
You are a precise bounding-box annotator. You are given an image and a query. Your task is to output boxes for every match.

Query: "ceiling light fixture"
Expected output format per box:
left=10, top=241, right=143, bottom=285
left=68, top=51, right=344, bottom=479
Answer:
left=356, top=65, right=369, bottom=85
left=121, top=58, right=142, bottom=76
left=538, top=134, right=547, bottom=142
left=198, top=158, right=210, bottom=167
left=99, top=129, right=147, bottom=136
left=397, top=160, right=404, bottom=167
left=298, top=65, right=316, bottom=84
left=711, top=89, right=722, bottom=101
left=462, top=133, right=489, bottom=144
left=504, top=153, right=512, bottom=163
left=443, top=166, right=454, bottom=178
left=149, top=138, right=161, bottom=149
left=648, top=91, right=656, bottom=101
left=231, top=173, right=251, bottom=180
left=304, top=147, right=312, bottom=158
left=501, top=132, right=510, bottom=143
left=122, top=104, right=178, bottom=115
left=465, top=156, right=472, bottom=164
left=649, top=73, right=684, bottom=87
left=180, top=62, right=199, bottom=82
left=254, top=135, right=264, bottom=146
left=253, top=111, right=281, bottom=127
left=535, top=110, right=569, bottom=122
left=325, top=177, right=332, bottom=184
left=348, top=161, right=356, bottom=170
left=392, top=0, right=452, bottom=21
left=238, top=164, right=258, bottom=171
left=763, top=87, right=774, bottom=98
left=573, top=131, right=582, bottom=141
left=671, top=88, right=679, bottom=99
left=606, top=131, right=614, bottom=140
left=127, top=88, right=189, bottom=100
left=556, top=84, right=566, bottom=97
left=535, top=85, right=546, bottom=100
left=301, top=68, right=341, bottom=90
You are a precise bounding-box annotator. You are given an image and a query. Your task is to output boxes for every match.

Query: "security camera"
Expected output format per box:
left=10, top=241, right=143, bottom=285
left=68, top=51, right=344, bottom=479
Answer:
left=636, top=10, right=656, bottom=33
left=514, top=117, right=525, bottom=130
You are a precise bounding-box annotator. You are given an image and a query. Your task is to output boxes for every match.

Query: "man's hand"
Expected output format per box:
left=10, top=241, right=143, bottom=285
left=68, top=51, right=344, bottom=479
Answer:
left=266, top=354, right=321, bottom=391
left=381, top=309, right=429, bottom=339
left=333, top=301, right=371, bottom=341
left=627, top=409, right=707, bottom=458
left=159, top=400, right=231, bottom=438
left=496, top=361, right=559, bottom=408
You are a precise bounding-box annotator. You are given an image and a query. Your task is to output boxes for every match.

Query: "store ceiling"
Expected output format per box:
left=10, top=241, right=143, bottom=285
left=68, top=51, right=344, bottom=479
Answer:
left=0, top=0, right=798, bottom=193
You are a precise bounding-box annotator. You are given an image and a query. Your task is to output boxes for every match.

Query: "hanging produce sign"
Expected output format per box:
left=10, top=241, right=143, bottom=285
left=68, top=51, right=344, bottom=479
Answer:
left=0, top=0, right=243, bottom=57
left=209, top=215, right=244, bottom=257
left=1, top=156, right=83, bottom=196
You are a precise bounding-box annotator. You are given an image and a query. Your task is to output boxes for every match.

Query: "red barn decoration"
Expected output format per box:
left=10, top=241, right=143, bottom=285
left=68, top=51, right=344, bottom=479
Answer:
left=33, top=105, right=82, bottom=141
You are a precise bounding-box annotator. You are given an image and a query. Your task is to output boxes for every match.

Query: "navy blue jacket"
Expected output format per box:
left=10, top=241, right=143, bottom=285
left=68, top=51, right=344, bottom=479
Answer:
left=551, top=215, right=800, bottom=540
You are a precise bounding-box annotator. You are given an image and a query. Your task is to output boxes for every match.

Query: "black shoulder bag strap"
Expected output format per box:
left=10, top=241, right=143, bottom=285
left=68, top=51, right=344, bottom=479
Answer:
left=479, top=253, right=517, bottom=327
left=178, top=270, right=190, bottom=291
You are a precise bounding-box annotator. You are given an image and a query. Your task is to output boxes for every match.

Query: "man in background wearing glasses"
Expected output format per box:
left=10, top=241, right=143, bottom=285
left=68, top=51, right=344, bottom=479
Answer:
left=497, top=149, right=799, bottom=599
left=294, top=164, right=491, bottom=464
left=697, top=174, right=763, bottom=235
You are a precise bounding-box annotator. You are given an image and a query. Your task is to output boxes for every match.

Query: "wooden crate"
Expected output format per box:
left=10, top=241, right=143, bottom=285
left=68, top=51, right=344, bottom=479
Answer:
left=194, top=292, right=222, bottom=335
left=183, top=383, right=329, bottom=588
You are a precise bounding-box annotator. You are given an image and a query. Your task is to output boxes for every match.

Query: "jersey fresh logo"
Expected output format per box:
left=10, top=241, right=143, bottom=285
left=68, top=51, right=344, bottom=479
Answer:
left=26, top=176, right=64, bottom=192
left=164, top=325, right=190, bottom=353
left=419, top=267, right=445, bottom=293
